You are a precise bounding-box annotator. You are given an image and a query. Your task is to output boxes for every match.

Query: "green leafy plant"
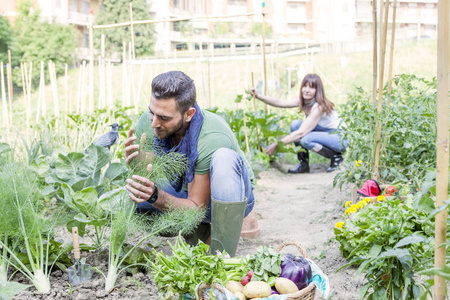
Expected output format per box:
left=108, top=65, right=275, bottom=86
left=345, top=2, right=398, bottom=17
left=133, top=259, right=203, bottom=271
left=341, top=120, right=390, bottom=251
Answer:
left=334, top=75, right=437, bottom=189
left=149, top=235, right=226, bottom=299
left=0, top=162, right=70, bottom=293
left=335, top=197, right=436, bottom=300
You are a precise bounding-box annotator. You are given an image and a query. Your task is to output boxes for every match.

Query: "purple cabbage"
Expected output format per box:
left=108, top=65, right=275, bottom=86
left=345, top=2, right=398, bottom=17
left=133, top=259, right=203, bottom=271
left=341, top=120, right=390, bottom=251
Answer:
left=279, top=253, right=312, bottom=290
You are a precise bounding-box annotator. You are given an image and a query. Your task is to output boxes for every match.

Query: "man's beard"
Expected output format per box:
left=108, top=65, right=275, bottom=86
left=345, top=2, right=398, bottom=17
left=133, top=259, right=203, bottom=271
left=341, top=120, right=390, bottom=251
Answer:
left=154, top=117, right=186, bottom=140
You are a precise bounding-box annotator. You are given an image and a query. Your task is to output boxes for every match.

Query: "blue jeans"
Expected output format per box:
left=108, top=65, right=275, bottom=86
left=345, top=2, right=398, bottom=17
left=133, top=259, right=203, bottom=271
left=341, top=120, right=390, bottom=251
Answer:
left=290, top=120, right=348, bottom=153
left=136, top=148, right=255, bottom=223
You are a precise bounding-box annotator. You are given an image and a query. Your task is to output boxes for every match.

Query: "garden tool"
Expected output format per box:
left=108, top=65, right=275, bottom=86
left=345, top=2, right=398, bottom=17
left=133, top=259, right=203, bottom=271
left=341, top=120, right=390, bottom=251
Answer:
left=67, top=227, right=91, bottom=285
left=210, top=197, right=246, bottom=257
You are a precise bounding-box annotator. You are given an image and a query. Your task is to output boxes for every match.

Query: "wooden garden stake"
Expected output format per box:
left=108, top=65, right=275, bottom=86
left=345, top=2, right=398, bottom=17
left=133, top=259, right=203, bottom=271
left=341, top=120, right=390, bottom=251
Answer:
left=26, top=63, right=32, bottom=126
left=387, top=0, right=398, bottom=100
left=107, top=61, right=113, bottom=109
left=99, top=55, right=105, bottom=109
left=40, top=61, right=46, bottom=119
left=129, top=2, right=135, bottom=59
left=1, top=61, right=9, bottom=128
left=76, top=64, right=82, bottom=114
left=89, top=10, right=95, bottom=112
left=49, top=61, right=59, bottom=117
left=434, top=0, right=449, bottom=298
left=251, top=72, right=261, bottom=152
left=261, top=6, right=268, bottom=113
left=371, top=0, right=378, bottom=104
left=20, top=63, right=29, bottom=127
left=373, top=0, right=390, bottom=181
left=6, top=51, right=13, bottom=125
left=65, top=64, right=69, bottom=113
left=81, top=60, right=87, bottom=114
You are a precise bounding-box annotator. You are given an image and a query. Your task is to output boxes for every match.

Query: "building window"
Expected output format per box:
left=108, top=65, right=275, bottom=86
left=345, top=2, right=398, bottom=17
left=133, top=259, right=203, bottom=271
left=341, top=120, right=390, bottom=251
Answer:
left=70, top=0, right=77, bottom=11
left=82, top=1, right=90, bottom=14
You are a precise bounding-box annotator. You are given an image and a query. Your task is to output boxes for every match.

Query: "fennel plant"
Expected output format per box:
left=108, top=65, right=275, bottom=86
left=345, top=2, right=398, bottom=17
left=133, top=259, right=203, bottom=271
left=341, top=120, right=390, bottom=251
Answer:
left=0, top=162, right=69, bottom=293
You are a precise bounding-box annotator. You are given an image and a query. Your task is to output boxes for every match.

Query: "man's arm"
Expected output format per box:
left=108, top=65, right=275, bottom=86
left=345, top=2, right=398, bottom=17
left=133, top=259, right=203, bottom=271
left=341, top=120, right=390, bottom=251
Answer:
left=126, top=172, right=211, bottom=211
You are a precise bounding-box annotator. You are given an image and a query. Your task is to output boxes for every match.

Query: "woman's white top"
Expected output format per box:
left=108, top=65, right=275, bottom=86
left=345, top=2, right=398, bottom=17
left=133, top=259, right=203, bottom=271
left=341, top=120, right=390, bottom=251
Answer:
left=308, top=102, right=345, bottom=130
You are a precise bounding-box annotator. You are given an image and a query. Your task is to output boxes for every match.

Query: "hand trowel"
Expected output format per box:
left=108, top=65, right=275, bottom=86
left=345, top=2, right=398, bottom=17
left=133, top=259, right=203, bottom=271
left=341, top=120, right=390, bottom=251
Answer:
left=67, top=227, right=91, bottom=285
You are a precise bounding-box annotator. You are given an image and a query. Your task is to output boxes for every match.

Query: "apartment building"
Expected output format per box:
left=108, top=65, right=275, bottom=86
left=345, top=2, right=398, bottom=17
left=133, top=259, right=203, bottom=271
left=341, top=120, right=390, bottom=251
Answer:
left=0, top=0, right=100, bottom=49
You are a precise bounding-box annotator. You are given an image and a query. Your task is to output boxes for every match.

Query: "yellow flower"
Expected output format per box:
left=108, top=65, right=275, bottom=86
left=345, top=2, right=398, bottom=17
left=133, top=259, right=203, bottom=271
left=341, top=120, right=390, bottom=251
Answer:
left=335, top=221, right=345, bottom=229
left=355, top=160, right=362, bottom=167
left=377, top=195, right=386, bottom=202
left=345, top=201, right=352, bottom=207
left=356, top=202, right=364, bottom=209
left=363, top=198, right=371, bottom=204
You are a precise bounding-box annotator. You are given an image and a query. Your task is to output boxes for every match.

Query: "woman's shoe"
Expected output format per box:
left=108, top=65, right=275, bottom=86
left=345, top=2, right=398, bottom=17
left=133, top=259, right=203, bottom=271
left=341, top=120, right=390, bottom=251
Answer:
left=288, top=150, right=310, bottom=173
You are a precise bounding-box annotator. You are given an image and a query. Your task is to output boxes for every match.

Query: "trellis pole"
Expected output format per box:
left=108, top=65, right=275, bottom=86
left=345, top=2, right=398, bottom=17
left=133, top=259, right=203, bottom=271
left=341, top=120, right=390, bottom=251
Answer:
left=251, top=72, right=261, bottom=152
left=371, top=0, right=378, bottom=104
left=1, top=62, right=9, bottom=128
left=6, top=50, right=13, bottom=125
left=129, top=2, right=135, bottom=59
left=88, top=9, right=95, bottom=112
left=373, top=0, right=390, bottom=181
left=261, top=2, right=268, bottom=113
left=387, top=0, right=398, bottom=99
left=49, top=61, right=59, bottom=117
left=434, top=0, right=449, bottom=298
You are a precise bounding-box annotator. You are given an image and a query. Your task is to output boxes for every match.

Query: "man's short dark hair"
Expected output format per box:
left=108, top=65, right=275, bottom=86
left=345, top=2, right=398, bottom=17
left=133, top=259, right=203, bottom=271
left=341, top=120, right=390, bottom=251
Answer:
left=151, top=71, right=196, bottom=113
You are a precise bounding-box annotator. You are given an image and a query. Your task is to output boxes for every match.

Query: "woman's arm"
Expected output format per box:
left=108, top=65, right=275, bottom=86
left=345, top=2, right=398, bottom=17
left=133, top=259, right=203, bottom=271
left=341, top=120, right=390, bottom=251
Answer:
left=265, top=106, right=323, bottom=155
left=250, top=88, right=299, bottom=108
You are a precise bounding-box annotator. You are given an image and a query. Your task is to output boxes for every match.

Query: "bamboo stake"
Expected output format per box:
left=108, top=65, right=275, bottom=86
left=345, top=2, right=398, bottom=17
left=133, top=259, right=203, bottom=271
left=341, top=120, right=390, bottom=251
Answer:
left=106, top=61, right=113, bottom=109
left=251, top=72, right=261, bottom=152
left=371, top=0, right=378, bottom=103
left=20, top=63, right=29, bottom=127
left=122, top=43, right=127, bottom=107
left=261, top=8, right=268, bottom=113
left=49, top=61, right=59, bottom=117
left=387, top=0, right=398, bottom=99
left=98, top=55, right=105, bottom=109
left=88, top=10, right=95, bottom=112
left=136, top=64, right=145, bottom=115
left=129, top=42, right=137, bottom=111
left=6, top=51, right=13, bottom=125
left=65, top=64, right=68, bottom=113
left=40, top=61, right=46, bottom=119
left=76, top=64, right=82, bottom=114
left=36, top=62, right=42, bottom=122
left=1, top=62, right=9, bottom=128
left=434, top=0, right=449, bottom=298
left=129, top=2, right=135, bottom=59
left=26, top=63, right=32, bottom=126
left=81, top=60, right=87, bottom=114
left=373, top=0, right=390, bottom=181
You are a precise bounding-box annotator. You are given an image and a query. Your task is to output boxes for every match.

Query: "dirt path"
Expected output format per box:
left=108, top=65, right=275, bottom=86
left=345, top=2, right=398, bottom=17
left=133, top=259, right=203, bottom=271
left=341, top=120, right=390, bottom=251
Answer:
left=237, top=164, right=364, bottom=299
left=14, top=164, right=363, bottom=300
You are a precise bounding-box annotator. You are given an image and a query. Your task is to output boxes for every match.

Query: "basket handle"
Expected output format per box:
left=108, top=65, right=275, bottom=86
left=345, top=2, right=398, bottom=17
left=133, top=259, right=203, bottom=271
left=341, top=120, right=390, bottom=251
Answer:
left=197, top=283, right=224, bottom=299
left=276, top=241, right=308, bottom=258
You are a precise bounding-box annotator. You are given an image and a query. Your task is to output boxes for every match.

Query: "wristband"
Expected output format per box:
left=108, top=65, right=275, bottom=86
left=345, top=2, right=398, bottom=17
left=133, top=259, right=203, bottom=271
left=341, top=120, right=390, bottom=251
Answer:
left=147, top=186, right=159, bottom=204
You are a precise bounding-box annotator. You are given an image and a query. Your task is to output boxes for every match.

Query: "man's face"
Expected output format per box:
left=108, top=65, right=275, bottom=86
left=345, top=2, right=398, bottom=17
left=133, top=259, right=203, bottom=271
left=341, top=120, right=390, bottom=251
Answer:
left=148, top=97, right=187, bottom=140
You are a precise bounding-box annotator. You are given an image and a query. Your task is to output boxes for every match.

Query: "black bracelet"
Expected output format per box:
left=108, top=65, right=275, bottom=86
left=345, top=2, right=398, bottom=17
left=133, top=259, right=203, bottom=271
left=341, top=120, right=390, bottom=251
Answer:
left=147, top=186, right=159, bottom=204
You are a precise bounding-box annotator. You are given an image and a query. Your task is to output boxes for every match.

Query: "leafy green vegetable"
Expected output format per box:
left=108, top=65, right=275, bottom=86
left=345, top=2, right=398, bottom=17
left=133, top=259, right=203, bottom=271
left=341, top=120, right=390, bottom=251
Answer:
left=149, top=235, right=227, bottom=299
left=247, top=246, right=283, bottom=282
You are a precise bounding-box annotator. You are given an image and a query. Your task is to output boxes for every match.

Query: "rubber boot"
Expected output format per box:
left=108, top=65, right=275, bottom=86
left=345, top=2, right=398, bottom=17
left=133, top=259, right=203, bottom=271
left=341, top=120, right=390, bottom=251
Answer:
left=315, top=146, right=344, bottom=172
left=288, top=150, right=310, bottom=174
left=183, top=223, right=211, bottom=247
left=210, top=197, right=246, bottom=257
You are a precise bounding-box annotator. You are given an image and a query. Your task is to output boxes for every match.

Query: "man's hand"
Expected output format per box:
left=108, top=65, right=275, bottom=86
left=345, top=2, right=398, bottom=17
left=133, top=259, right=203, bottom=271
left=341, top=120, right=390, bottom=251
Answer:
left=124, top=128, right=139, bottom=164
left=265, top=142, right=278, bottom=156
left=126, top=164, right=156, bottom=204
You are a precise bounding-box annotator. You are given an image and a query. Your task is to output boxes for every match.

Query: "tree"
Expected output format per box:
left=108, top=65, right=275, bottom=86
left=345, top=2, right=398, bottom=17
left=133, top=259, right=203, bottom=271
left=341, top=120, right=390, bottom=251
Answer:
left=0, top=16, right=13, bottom=64
left=11, top=0, right=78, bottom=87
left=94, top=0, right=155, bottom=57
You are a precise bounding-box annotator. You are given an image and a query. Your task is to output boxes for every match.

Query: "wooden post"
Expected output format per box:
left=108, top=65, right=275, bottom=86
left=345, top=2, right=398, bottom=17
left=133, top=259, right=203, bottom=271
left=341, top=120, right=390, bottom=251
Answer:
left=6, top=50, right=13, bottom=125
left=100, top=34, right=106, bottom=109
left=251, top=72, right=261, bottom=152
left=373, top=0, right=390, bottom=181
left=372, top=0, right=378, bottom=103
left=129, top=2, right=135, bottom=59
left=434, top=0, right=449, bottom=298
left=76, top=64, right=82, bottom=114
left=65, top=64, right=69, bottom=113
left=26, top=63, right=32, bottom=126
left=122, top=43, right=128, bottom=107
left=1, top=62, right=9, bottom=127
left=88, top=9, right=95, bottom=112
left=106, top=61, right=113, bottom=109
left=261, top=6, right=268, bottom=113
left=81, top=60, right=87, bottom=114
left=129, top=42, right=137, bottom=111
left=20, top=63, right=29, bottom=127
left=387, top=0, right=398, bottom=99
left=49, top=61, right=59, bottom=117
left=40, top=61, right=46, bottom=119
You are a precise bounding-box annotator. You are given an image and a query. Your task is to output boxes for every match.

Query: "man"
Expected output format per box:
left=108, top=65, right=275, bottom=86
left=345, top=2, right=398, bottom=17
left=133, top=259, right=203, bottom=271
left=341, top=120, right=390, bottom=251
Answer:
left=124, top=71, right=255, bottom=256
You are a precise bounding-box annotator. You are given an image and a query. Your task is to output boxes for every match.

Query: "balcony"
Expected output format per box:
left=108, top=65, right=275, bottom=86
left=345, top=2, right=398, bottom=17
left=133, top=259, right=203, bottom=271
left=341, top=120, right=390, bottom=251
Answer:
left=68, top=10, right=90, bottom=26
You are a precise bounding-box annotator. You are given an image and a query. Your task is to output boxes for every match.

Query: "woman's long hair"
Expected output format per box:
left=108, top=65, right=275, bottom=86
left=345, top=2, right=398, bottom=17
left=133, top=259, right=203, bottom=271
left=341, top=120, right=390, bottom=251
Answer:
left=298, top=74, right=334, bottom=115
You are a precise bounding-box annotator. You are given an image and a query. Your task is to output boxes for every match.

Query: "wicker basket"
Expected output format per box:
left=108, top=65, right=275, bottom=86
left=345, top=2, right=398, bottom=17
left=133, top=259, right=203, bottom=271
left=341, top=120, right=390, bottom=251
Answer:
left=276, top=241, right=316, bottom=300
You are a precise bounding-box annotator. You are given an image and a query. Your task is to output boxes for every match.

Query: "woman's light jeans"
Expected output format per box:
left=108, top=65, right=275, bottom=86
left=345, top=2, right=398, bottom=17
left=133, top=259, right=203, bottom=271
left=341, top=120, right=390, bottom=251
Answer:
left=136, top=148, right=255, bottom=223
left=290, top=119, right=348, bottom=153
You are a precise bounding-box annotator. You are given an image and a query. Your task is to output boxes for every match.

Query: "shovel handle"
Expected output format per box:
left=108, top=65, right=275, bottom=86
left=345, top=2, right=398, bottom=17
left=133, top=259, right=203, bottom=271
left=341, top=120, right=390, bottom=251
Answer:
left=72, top=227, right=81, bottom=260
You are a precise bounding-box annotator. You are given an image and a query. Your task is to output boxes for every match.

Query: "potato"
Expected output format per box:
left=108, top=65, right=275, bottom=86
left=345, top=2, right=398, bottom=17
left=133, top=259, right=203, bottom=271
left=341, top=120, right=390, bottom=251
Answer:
left=275, top=277, right=299, bottom=294
left=225, top=280, right=244, bottom=294
left=233, top=291, right=245, bottom=300
left=242, top=281, right=272, bottom=298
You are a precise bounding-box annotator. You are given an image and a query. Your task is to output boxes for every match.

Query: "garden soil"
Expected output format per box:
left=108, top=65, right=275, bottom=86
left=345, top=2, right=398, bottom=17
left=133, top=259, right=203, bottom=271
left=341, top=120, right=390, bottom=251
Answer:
left=13, top=163, right=363, bottom=300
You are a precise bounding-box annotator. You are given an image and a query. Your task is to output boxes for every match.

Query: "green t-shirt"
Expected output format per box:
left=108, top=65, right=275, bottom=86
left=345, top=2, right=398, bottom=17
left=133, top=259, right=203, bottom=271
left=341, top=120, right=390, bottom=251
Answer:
left=134, top=109, right=255, bottom=190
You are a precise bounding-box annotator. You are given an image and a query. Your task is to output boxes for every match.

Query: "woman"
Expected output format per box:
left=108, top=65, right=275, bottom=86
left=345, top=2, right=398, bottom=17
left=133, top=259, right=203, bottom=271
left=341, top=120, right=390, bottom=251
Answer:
left=250, top=73, right=347, bottom=173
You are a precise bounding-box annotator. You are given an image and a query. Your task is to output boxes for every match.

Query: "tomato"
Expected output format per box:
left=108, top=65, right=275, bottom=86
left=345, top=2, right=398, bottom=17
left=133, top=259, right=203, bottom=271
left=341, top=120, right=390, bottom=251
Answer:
left=386, top=185, right=398, bottom=194
left=385, top=193, right=393, bottom=197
